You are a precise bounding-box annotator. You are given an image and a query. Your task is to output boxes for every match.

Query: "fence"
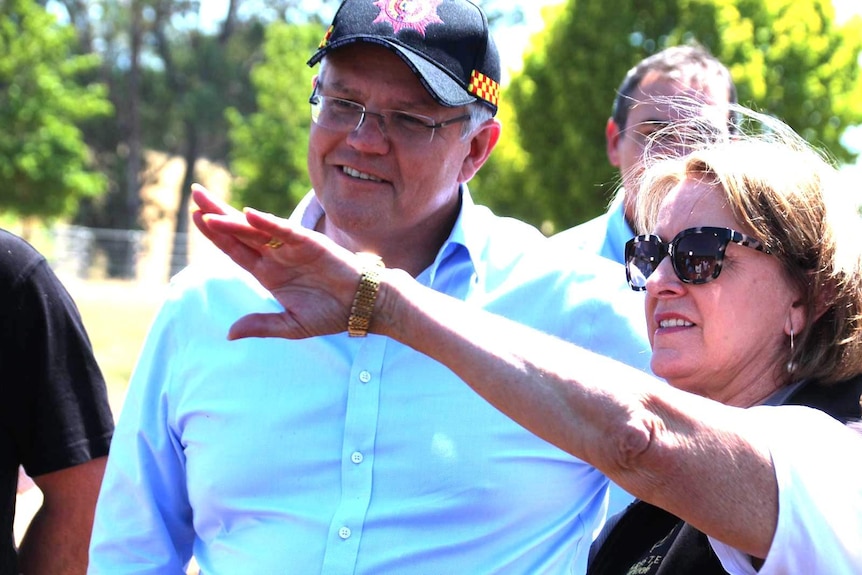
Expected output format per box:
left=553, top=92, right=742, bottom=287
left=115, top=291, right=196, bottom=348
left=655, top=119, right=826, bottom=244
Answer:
left=51, top=225, right=197, bottom=283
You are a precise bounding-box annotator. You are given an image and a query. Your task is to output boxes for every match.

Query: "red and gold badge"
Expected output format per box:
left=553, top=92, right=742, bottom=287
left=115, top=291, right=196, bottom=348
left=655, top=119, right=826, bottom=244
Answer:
left=372, top=0, right=444, bottom=36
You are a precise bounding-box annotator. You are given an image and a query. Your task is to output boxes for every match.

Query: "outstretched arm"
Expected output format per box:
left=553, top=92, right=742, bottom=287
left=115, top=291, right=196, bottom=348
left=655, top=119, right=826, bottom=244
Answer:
left=192, top=185, right=779, bottom=558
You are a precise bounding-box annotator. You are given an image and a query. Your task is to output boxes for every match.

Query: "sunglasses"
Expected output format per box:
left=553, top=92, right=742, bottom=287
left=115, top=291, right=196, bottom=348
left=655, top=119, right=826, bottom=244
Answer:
left=625, top=226, right=769, bottom=291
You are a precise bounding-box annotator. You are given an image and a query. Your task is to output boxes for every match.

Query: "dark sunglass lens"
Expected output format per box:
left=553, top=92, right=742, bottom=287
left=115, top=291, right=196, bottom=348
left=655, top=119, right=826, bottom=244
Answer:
left=674, top=232, right=721, bottom=283
left=626, top=237, right=662, bottom=288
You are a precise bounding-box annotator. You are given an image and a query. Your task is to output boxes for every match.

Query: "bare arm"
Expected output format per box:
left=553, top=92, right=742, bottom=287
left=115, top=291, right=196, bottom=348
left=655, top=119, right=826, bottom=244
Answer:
left=377, top=273, right=778, bottom=556
left=192, top=185, right=779, bottom=558
left=18, top=457, right=107, bottom=575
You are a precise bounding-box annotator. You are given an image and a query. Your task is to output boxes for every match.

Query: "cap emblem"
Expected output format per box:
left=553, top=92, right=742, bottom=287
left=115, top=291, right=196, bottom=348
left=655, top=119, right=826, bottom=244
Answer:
left=372, top=0, right=444, bottom=36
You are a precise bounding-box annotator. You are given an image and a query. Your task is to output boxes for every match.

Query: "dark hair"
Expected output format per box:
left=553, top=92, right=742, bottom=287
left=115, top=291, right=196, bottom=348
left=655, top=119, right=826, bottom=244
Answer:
left=611, top=44, right=738, bottom=131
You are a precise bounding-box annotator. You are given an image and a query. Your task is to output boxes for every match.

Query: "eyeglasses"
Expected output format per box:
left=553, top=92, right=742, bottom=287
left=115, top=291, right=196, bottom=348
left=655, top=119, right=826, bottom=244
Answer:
left=309, top=94, right=471, bottom=145
left=625, top=120, right=730, bottom=152
left=625, top=226, right=770, bottom=291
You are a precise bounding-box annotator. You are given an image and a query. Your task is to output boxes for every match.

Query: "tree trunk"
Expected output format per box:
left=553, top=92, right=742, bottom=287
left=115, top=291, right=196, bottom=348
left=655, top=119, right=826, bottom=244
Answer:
left=110, top=0, right=144, bottom=279
left=169, top=121, right=199, bottom=279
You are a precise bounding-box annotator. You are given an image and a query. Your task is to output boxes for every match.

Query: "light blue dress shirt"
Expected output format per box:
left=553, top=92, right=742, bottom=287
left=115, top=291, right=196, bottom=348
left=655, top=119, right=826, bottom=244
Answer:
left=552, top=193, right=634, bottom=266
left=90, top=187, right=651, bottom=574
left=549, top=191, right=647, bottom=541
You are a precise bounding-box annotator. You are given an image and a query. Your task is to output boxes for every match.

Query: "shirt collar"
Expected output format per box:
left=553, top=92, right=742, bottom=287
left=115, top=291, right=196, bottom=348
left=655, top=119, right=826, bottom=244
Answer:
left=289, top=185, right=484, bottom=282
left=434, top=185, right=485, bottom=278
left=607, top=192, right=635, bottom=264
left=290, top=191, right=325, bottom=229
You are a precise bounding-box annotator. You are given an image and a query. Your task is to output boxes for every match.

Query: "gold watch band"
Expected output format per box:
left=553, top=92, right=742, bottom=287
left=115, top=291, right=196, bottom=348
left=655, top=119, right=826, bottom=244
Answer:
left=347, top=253, right=384, bottom=337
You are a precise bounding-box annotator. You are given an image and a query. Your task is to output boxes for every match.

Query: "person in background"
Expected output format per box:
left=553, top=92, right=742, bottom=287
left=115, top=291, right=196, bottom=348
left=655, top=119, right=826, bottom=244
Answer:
left=554, top=44, right=737, bottom=265
left=551, top=43, right=738, bottom=522
left=0, top=228, right=114, bottom=574
left=89, top=1, right=650, bottom=573
left=191, top=109, right=862, bottom=575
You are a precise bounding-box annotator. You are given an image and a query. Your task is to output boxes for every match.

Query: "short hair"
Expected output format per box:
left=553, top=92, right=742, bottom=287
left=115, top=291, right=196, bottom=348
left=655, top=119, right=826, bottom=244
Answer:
left=635, top=110, right=862, bottom=385
left=611, top=44, right=738, bottom=131
left=461, top=101, right=494, bottom=138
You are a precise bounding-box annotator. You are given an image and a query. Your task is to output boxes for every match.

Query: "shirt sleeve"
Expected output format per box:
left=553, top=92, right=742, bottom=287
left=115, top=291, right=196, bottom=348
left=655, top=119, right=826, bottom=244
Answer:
left=89, top=284, right=195, bottom=574
left=709, top=405, right=862, bottom=575
left=6, top=252, right=113, bottom=476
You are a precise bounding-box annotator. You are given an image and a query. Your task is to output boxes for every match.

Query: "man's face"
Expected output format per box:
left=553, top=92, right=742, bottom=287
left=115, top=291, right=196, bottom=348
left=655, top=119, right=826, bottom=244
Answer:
left=307, top=43, right=490, bottom=252
left=606, top=72, right=732, bottom=225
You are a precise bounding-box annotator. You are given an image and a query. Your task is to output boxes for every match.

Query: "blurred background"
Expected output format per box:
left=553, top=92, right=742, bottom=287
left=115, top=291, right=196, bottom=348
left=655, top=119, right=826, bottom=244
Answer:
left=6, top=0, right=862, bottom=547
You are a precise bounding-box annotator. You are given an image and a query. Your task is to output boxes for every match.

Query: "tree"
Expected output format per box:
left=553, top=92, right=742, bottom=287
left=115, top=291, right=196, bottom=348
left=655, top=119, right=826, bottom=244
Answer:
left=701, top=0, right=862, bottom=161
left=54, top=0, right=267, bottom=276
left=0, top=0, right=111, bottom=221
left=226, top=22, right=323, bottom=216
left=475, top=0, right=862, bottom=233
left=56, top=0, right=339, bottom=278
left=151, top=10, right=268, bottom=277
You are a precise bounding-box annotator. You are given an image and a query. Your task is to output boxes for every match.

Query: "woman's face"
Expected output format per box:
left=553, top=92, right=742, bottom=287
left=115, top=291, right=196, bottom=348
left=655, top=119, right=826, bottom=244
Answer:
left=644, top=176, right=803, bottom=406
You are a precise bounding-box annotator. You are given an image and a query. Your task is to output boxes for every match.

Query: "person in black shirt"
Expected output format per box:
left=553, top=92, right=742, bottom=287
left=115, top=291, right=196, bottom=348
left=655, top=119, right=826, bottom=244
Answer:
left=1, top=229, right=114, bottom=574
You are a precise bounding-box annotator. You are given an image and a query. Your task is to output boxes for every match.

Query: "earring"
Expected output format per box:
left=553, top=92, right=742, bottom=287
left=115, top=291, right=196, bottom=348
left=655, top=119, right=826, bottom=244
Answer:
left=786, top=326, right=797, bottom=374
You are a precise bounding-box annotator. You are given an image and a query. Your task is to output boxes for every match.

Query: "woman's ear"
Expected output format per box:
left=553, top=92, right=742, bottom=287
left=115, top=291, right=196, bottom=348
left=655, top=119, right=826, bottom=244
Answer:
left=785, top=301, right=806, bottom=338
left=785, top=277, right=833, bottom=337
left=811, top=279, right=836, bottom=324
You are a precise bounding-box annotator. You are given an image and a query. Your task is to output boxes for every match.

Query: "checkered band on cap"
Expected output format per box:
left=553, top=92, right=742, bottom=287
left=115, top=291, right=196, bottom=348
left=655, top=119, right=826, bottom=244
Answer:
left=319, top=25, right=334, bottom=48
left=468, top=70, right=500, bottom=108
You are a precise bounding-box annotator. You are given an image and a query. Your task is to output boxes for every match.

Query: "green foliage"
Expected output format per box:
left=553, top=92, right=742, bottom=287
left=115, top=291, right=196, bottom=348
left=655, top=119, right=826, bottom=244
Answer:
left=469, top=91, right=549, bottom=231
left=704, top=0, right=862, bottom=162
left=0, top=0, right=112, bottom=219
left=227, top=22, right=322, bottom=215
left=476, top=0, right=862, bottom=233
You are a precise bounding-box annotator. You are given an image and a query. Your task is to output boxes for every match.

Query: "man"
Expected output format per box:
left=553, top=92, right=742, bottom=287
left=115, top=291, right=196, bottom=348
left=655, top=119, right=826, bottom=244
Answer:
left=553, top=44, right=737, bottom=264
left=550, top=43, right=737, bottom=533
left=89, top=1, right=650, bottom=572
left=1, top=229, right=114, bottom=574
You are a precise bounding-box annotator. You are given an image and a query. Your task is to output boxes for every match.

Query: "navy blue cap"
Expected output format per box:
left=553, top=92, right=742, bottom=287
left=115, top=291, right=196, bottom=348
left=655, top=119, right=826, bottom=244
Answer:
left=308, top=0, right=501, bottom=114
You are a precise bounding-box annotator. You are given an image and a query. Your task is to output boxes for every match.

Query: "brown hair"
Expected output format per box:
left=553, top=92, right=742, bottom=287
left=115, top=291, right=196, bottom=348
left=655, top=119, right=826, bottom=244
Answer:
left=612, top=43, right=738, bottom=132
left=635, top=110, right=862, bottom=384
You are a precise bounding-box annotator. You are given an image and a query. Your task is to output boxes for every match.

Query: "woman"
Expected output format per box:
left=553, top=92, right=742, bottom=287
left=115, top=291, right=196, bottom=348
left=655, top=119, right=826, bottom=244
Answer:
left=191, top=114, right=862, bottom=574
left=588, top=119, right=862, bottom=574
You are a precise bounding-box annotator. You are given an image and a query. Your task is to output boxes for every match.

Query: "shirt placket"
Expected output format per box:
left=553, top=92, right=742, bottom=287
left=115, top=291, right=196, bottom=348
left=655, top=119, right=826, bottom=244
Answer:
left=320, top=335, right=387, bottom=574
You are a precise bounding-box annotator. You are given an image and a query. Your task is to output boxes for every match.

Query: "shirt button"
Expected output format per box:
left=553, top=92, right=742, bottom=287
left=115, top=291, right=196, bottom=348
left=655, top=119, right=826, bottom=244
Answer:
left=359, top=370, right=372, bottom=383
left=339, top=526, right=351, bottom=539
left=351, top=452, right=364, bottom=464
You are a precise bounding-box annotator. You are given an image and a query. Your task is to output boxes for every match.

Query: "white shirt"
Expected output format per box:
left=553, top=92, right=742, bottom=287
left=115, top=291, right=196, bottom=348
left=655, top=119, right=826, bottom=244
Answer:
left=710, top=405, right=862, bottom=574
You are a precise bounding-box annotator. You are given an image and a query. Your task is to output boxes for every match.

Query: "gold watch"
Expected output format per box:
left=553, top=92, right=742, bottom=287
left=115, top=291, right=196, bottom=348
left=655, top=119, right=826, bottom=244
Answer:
left=347, top=253, right=384, bottom=337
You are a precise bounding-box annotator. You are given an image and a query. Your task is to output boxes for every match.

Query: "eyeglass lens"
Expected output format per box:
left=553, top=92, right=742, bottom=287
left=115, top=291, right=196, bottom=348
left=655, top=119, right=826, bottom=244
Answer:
left=626, top=230, right=726, bottom=290
left=310, top=95, right=439, bottom=144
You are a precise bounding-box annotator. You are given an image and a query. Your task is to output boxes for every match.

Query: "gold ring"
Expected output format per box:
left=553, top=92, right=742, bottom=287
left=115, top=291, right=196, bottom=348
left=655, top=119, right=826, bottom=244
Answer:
left=265, top=238, right=284, bottom=249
